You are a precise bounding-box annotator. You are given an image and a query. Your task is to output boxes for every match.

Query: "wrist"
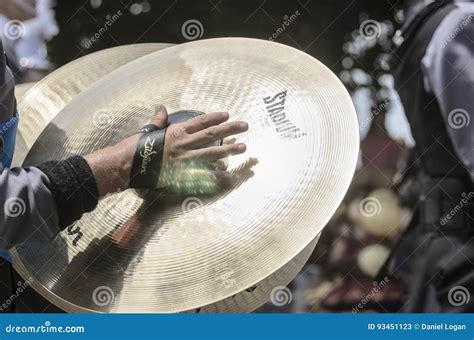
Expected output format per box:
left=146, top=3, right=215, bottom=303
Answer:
left=84, top=134, right=139, bottom=197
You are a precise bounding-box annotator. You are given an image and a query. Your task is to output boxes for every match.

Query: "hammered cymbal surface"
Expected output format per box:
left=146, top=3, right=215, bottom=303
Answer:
left=12, top=38, right=358, bottom=313
left=12, top=43, right=173, bottom=166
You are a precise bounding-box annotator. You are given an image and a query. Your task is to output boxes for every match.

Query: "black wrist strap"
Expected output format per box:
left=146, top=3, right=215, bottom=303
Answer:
left=136, top=124, right=161, bottom=134
left=129, top=128, right=167, bottom=188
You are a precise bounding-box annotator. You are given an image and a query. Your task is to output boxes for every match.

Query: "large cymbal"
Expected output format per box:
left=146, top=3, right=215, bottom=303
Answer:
left=13, top=233, right=318, bottom=313
left=11, top=41, right=316, bottom=313
left=195, top=236, right=319, bottom=313
left=12, top=38, right=359, bottom=312
left=13, top=81, right=37, bottom=160
left=11, top=42, right=315, bottom=314
left=12, top=43, right=173, bottom=166
left=15, top=81, right=37, bottom=100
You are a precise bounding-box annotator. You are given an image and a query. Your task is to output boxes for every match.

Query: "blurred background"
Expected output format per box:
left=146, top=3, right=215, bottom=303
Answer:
left=1, top=0, right=417, bottom=313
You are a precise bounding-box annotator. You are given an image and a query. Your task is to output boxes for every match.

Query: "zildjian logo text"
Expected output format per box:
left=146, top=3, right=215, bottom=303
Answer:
left=140, top=136, right=158, bottom=174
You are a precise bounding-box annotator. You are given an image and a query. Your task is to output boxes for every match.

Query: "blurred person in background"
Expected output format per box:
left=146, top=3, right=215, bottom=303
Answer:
left=0, top=0, right=58, bottom=83
left=386, top=0, right=473, bottom=312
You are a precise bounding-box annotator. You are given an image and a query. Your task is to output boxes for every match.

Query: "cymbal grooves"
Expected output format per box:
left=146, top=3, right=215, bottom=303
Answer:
left=12, top=38, right=358, bottom=313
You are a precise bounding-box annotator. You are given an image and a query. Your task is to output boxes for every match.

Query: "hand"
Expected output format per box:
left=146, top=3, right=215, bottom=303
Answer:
left=85, top=104, right=248, bottom=197
left=158, top=105, right=248, bottom=193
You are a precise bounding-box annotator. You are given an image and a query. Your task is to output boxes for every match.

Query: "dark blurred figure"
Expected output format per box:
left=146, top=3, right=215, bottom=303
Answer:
left=388, top=0, right=473, bottom=312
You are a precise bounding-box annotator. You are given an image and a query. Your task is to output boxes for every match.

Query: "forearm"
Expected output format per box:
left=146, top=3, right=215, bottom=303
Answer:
left=0, top=146, right=134, bottom=250
left=0, top=135, right=140, bottom=249
left=83, top=134, right=139, bottom=197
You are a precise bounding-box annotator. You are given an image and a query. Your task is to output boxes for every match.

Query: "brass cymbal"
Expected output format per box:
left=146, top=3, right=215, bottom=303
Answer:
left=11, top=41, right=316, bottom=313
left=13, top=81, right=37, bottom=158
left=13, top=232, right=318, bottom=313
left=12, top=38, right=359, bottom=313
left=196, top=236, right=319, bottom=313
left=15, top=81, right=37, bottom=100
left=12, top=43, right=173, bottom=166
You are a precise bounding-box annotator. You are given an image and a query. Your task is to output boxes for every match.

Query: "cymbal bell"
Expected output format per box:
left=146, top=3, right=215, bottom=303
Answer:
left=13, top=43, right=173, bottom=166
left=12, top=38, right=359, bottom=313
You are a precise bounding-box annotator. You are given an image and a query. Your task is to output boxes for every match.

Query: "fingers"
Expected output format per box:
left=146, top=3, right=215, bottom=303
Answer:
left=183, top=112, right=229, bottom=134
left=181, top=143, right=247, bottom=161
left=224, top=137, right=236, bottom=145
left=164, top=168, right=234, bottom=194
left=214, top=159, right=228, bottom=171
left=187, top=121, right=248, bottom=147
left=148, top=104, right=169, bottom=129
left=212, top=170, right=234, bottom=188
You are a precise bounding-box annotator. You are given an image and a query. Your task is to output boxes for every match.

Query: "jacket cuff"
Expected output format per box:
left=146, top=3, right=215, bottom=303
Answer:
left=36, top=156, right=99, bottom=229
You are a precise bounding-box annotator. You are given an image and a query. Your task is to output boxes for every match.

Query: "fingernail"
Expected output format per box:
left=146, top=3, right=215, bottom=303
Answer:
left=239, top=122, right=248, bottom=130
left=238, top=144, right=246, bottom=152
left=221, top=112, right=229, bottom=119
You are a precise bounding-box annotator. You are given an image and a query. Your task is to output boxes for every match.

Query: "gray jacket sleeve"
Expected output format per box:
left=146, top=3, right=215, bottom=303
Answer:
left=0, top=156, right=100, bottom=250
left=422, top=3, right=474, bottom=181
left=0, top=38, right=61, bottom=249
left=0, top=166, right=60, bottom=249
left=0, top=39, right=99, bottom=250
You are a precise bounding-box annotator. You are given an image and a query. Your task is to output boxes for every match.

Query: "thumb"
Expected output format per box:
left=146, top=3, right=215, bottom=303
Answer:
left=148, top=104, right=168, bottom=129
